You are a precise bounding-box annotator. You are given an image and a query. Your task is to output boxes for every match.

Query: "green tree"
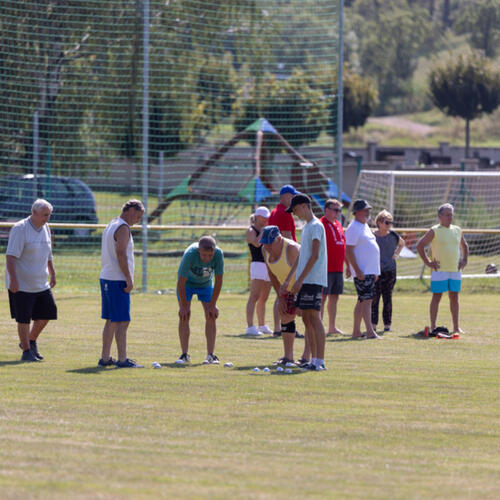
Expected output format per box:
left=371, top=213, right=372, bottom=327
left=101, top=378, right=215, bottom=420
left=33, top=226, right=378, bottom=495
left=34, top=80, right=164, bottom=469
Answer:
left=233, top=72, right=327, bottom=149
left=428, top=51, right=500, bottom=157
left=454, top=0, right=500, bottom=58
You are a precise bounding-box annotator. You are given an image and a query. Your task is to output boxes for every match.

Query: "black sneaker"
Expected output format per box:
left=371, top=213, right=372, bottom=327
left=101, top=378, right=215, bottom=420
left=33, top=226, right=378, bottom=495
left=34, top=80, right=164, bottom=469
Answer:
left=202, top=353, right=220, bottom=365
left=30, top=340, right=44, bottom=360
left=273, top=357, right=294, bottom=366
left=116, top=358, right=144, bottom=368
left=272, top=331, right=282, bottom=337
left=295, top=331, right=305, bottom=339
left=175, top=353, right=191, bottom=364
left=98, top=357, right=116, bottom=367
left=296, top=358, right=310, bottom=368
left=21, top=349, right=40, bottom=362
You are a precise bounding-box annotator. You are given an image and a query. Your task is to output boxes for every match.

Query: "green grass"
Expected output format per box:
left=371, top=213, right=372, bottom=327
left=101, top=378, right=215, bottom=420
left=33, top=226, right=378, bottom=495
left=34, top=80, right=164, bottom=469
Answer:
left=1, top=291, right=499, bottom=498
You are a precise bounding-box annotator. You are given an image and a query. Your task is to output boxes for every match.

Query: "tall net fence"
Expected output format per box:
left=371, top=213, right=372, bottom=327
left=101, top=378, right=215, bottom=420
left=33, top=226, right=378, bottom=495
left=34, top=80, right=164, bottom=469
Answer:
left=351, top=171, right=500, bottom=278
left=0, top=0, right=341, bottom=292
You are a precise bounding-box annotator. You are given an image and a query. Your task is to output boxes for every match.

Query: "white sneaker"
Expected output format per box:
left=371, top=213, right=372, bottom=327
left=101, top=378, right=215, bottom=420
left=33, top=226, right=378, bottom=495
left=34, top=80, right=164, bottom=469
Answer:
left=202, top=353, right=220, bottom=365
left=245, top=326, right=263, bottom=336
left=258, top=325, right=273, bottom=335
left=175, top=353, right=190, bottom=364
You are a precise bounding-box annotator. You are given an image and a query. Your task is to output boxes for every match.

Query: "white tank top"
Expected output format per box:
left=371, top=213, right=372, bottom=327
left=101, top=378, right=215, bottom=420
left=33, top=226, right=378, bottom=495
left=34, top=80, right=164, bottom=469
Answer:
left=100, top=217, right=134, bottom=281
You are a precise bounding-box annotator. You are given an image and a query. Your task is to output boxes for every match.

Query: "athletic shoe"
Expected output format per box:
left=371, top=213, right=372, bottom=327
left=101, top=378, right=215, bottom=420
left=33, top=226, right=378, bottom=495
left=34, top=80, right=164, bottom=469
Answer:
left=258, top=325, right=273, bottom=335
left=116, top=358, right=144, bottom=368
left=273, top=357, right=294, bottom=366
left=300, top=363, right=315, bottom=371
left=29, top=340, right=44, bottom=360
left=245, top=326, right=263, bottom=336
left=296, top=358, right=310, bottom=368
left=98, top=357, right=116, bottom=367
left=272, top=331, right=282, bottom=338
left=21, top=349, right=40, bottom=362
left=384, top=326, right=392, bottom=332
left=295, top=331, right=305, bottom=339
left=203, top=353, right=220, bottom=365
left=175, top=353, right=191, bottom=364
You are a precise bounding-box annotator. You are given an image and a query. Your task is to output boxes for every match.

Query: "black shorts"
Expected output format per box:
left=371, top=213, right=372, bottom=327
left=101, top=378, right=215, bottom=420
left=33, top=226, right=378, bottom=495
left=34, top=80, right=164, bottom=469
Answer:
left=353, top=275, right=376, bottom=302
left=295, top=283, right=323, bottom=311
left=9, top=289, right=58, bottom=324
left=323, top=272, right=343, bottom=295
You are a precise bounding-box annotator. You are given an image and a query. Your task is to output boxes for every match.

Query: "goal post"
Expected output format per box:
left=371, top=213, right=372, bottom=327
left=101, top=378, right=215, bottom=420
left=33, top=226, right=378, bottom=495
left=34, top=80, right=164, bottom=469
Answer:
left=350, top=170, right=500, bottom=278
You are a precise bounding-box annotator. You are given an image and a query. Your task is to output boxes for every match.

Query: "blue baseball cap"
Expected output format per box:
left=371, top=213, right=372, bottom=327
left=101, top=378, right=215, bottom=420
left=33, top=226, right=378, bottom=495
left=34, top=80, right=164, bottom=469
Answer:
left=259, top=225, right=281, bottom=244
left=279, top=184, right=297, bottom=196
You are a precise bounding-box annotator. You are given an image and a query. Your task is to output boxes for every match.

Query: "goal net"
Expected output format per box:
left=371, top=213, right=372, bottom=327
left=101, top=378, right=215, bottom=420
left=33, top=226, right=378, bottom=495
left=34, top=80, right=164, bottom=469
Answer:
left=350, top=170, right=500, bottom=278
left=0, top=0, right=341, bottom=292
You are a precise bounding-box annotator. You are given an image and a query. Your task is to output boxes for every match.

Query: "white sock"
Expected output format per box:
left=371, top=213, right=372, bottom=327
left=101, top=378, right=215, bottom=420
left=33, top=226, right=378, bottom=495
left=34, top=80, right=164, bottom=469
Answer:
left=316, top=358, right=324, bottom=367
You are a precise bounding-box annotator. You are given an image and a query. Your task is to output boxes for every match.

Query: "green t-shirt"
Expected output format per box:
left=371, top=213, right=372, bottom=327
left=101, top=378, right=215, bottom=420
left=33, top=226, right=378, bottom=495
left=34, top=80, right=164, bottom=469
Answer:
left=177, top=243, right=224, bottom=288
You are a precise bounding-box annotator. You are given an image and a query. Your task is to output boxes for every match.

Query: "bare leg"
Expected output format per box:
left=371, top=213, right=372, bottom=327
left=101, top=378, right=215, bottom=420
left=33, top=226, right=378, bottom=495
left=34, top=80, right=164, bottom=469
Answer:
left=29, top=319, right=49, bottom=341
left=430, top=293, right=442, bottom=330
left=203, top=302, right=217, bottom=354
left=448, top=291, right=462, bottom=333
left=327, top=294, right=343, bottom=334
left=352, top=300, right=363, bottom=338
left=114, top=321, right=130, bottom=362
left=282, top=332, right=295, bottom=360
left=362, top=300, right=379, bottom=338
left=246, top=280, right=260, bottom=327
left=302, top=311, right=317, bottom=359
left=101, top=319, right=116, bottom=361
left=256, top=281, right=271, bottom=327
left=178, top=315, right=191, bottom=354
left=17, top=323, right=30, bottom=351
left=273, top=296, right=280, bottom=333
left=306, top=309, right=326, bottom=359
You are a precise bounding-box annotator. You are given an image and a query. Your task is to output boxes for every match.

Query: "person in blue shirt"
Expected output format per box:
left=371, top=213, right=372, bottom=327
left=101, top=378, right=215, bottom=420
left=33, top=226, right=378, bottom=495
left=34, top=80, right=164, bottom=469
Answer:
left=176, top=235, right=224, bottom=365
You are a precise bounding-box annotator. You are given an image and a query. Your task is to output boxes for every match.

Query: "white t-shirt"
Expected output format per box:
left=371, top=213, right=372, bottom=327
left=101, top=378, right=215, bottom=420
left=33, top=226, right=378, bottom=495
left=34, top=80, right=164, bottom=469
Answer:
left=345, top=220, right=380, bottom=276
left=5, top=217, right=53, bottom=293
left=100, top=217, right=134, bottom=281
left=296, top=217, right=327, bottom=287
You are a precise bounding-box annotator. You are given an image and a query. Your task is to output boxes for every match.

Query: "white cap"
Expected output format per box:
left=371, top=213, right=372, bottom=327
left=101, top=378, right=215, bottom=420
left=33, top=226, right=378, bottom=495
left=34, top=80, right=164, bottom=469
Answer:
left=254, top=206, right=270, bottom=218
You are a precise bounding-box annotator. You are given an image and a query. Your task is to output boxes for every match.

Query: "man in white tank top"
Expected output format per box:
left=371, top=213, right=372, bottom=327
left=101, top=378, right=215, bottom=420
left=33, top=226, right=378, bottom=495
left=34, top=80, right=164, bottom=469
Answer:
left=99, top=199, right=144, bottom=368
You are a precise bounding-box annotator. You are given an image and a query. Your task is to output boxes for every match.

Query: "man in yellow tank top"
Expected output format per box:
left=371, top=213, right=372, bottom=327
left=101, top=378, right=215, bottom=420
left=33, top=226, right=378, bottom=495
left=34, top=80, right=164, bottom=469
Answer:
left=260, top=226, right=308, bottom=366
left=416, top=203, right=469, bottom=334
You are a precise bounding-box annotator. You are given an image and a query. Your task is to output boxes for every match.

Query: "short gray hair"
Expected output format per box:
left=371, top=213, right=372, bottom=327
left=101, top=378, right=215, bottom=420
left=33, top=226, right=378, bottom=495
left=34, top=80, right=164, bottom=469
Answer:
left=32, top=198, right=53, bottom=213
left=438, top=203, right=454, bottom=215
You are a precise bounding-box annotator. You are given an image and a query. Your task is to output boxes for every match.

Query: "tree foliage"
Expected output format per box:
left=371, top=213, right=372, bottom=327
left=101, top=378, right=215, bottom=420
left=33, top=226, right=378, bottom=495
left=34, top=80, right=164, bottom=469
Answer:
left=454, top=0, right=500, bottom=58
left=233, top=72, right=327, bottom=149
left=429, top=51, right=500, bottom=156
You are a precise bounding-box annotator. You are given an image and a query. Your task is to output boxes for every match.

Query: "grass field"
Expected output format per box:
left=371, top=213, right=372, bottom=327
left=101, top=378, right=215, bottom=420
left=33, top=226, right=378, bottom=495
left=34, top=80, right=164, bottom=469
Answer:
left=1, top=290, right=499, bottom=499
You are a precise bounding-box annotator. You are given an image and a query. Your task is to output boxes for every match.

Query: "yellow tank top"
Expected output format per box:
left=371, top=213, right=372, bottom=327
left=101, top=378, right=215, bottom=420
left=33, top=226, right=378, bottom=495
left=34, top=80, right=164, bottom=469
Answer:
left=430, top=224, right=462, bottom=272
left=265, top=239, right=296, bottom=291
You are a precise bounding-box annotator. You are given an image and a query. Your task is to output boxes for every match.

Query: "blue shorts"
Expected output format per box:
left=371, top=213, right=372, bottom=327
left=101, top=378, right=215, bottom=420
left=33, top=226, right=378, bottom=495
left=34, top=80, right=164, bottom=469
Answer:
left=430, top=271, right=462, bottom=293
left=177, top=286, right=213, bottom=303
left=100, top=279, right=131, bottom=322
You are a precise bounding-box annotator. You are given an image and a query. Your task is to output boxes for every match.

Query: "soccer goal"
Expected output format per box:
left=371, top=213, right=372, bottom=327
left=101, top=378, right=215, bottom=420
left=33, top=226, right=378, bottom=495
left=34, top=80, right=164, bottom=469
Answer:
left=350, top=170, right=500, bottom=278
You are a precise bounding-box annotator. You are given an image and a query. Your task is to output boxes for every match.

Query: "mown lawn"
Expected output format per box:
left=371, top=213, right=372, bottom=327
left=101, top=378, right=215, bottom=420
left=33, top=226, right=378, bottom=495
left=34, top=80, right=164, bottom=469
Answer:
left=1, top=291, right=499, bottom=499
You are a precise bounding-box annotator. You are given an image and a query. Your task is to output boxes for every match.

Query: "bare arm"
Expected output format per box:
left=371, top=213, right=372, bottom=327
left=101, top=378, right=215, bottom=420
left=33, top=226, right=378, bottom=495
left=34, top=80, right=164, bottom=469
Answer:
left=115, top=225, right=133, bottom=292
left=6, top=255, right=19, bottom=293
left=246, top=227, right=261, bottom=247
left=345, top=245, right=363, bottom=280
left=394, top=236, right=405, bottom=259
left=177, top=276, right=191, bottom=321
left=206, top=274, right=223, bottom=319
left=48, top=260, right=56, bottom=288
left=416, top=229, right=439, bottom=270
left=280, top=243, right=300, bottom=294
left=291, top=239, right=320, bottom=294
left=280, top=230, right=292, bottom=239
left=459, top=235, right=469, bottom=270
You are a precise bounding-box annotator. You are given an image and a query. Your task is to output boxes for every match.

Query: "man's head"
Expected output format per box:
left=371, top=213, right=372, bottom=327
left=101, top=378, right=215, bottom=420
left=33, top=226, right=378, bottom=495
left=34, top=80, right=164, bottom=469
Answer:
left=352, top=199, right=372, bottom=223
left=31, top=199, right=53, bottom=228
left=286, top=193, right=312, bottom=220
left=198, top=235, right=216, bottom=263
left=324, top=198, right=342, bottom=222
left=121, top=199, right=145, bottom=226
left=437, top=203, right=454, bottom=227
left=279, top=184, right=297, bottom=208
left=259, top=225, right=282, bottom=254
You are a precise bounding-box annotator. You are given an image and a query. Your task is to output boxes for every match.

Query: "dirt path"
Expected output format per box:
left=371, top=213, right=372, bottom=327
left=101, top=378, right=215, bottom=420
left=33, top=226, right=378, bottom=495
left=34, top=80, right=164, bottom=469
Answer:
left=368, top=116, right=436, bottom=136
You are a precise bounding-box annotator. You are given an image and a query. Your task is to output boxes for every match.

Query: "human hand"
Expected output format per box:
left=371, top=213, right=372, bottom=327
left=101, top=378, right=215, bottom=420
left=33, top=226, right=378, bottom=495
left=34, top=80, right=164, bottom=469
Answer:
left=290, top=280, right=302, bottom=295
left=356, top=271, right=365, bottom=281
left=124, top=279, right=133, bottom=293
left=50, top=274, right=57, bottom=288
left=207, top=304, right=219, bottom=319
left=429, top=259, right=440, bottom=271
left=458, top=258, right=467, bottom=270
left=8, top=278, right=19, bottom=293
left=345, top=267, right=351, bottom=279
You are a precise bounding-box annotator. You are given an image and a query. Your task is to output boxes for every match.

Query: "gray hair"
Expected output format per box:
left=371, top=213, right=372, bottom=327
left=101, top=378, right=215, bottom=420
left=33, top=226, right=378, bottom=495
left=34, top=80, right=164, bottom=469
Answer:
left=438, top=203, right=454, bottom=215
left=32, top=198, right=53, bottom=213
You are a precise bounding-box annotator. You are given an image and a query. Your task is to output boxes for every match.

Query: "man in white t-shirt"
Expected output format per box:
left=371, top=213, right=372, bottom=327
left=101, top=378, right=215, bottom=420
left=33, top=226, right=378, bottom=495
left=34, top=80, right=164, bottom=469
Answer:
left=345, top=199, right=381, bottom=339
left=6, top=199, right=57, bottom=362
left=283, top=194, right=328, bottom=371
left=99, top=199, right=145, bottom=368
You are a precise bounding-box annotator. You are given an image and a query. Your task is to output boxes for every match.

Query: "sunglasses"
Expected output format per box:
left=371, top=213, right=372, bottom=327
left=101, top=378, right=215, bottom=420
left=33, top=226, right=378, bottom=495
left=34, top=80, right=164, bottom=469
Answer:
left=327, top=206, right=341, bottom=212
left=382, top=220, right=393, bottom=225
